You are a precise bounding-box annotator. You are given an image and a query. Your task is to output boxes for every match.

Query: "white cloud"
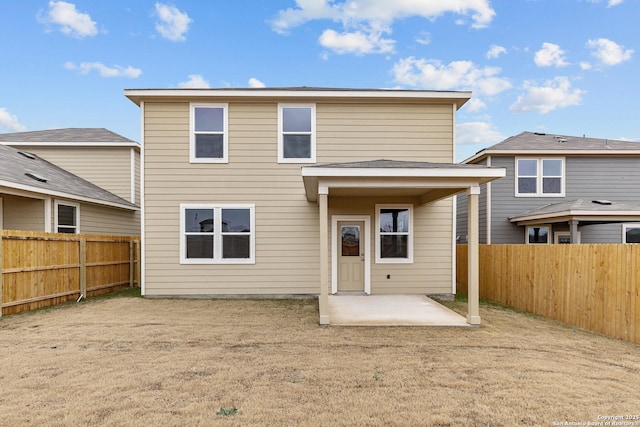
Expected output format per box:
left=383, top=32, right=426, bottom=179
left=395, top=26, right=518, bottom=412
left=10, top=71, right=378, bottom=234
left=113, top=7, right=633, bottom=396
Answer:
left=272, top=0, right=495, bottom=32
left=319, top=27, right=395, bottom=55
left=456, top=122, right=505, bottom=146
left=486, top=45, right=506, bottom=59
left=271, top=1, right=495, bottom=55
left=509, top=77, right=585, bottom=114
left=64, top=61, right=142, bottom=78
left=587, top=38, right=633, bottom=66
left=392, top=57, right=511, bottom=96
left=0, top=107, right=27, bottom=132
left=587, top=0, right=624, bottom=6
left=415, top=32, right=431, bottom=46
left=248, top=78, right=266, bottom=88
left=155, top=3, right=192, bottom=42
left=534, top=42, right=569, bottom=67
left=178, top=74, right=210, bottom=88
left=580, top=61, right=592, bottom=70
left=40, top=1, right=97, bottom=38
left=465, top=98, right=487, bottom=112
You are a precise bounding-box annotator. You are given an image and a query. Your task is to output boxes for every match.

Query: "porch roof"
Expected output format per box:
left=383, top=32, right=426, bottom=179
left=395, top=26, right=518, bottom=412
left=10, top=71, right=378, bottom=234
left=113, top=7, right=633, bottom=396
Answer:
left=509, top=199, right=640, bottom=225
left=301, top=159, right=505, bottom=204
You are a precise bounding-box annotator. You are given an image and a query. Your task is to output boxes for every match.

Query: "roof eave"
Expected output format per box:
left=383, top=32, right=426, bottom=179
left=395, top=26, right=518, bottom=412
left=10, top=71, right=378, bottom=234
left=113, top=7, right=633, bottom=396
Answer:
left=124, top=88, right=472, bottom=108
left=0, top=180, right=139, bottom=211
left=510, top=210, right=640, bottom=225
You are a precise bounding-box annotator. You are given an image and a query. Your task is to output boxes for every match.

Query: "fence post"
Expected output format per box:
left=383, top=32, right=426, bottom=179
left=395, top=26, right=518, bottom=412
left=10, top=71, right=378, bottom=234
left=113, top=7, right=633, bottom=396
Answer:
left=79, top=238, right=87, bottom=298
left=0, top=234, right=3, bottom=318
left=129, top=240, right=134, bottom=288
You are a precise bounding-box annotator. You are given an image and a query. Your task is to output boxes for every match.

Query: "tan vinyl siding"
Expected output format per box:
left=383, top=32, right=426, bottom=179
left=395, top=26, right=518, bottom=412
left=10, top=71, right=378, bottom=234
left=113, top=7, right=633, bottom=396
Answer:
left=15, top=146, right=137, bottom=202
left=317, top=103, right=453, bottom=163
left=330, top=197, right=453, bottom=294
left=78, top=202, right=140, bottom=236
left=1, top=194, right=44, bottom=231
left=143, top=100, right=455, bottom=296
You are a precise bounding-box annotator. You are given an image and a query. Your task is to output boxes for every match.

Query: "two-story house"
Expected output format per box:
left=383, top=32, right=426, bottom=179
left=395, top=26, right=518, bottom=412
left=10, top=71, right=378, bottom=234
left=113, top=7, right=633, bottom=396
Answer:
left=0, top=143, right=138, bottom=234
left=457, top=131, right=640, bottom=245
left=0, top=128, right=140, bottom=235
left=124, top=87, right=505, bottom=325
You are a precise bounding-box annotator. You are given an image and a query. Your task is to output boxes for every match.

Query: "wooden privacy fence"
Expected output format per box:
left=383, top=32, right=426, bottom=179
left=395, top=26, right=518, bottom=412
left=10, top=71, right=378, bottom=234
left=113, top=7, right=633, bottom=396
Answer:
left=457, top=244, right=640, bottom=345
left=0, top=230, right=140, bottom=316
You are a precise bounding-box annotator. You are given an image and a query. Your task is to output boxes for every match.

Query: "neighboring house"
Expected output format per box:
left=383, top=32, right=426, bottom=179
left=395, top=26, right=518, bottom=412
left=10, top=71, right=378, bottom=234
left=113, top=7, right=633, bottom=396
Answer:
left=457, top=131, right=640, bottom=244
left=0, top=128, right=140, bottom=232
left=0, top=144, right=139, bottom=235
left=124, top=87, right=505, bottom=324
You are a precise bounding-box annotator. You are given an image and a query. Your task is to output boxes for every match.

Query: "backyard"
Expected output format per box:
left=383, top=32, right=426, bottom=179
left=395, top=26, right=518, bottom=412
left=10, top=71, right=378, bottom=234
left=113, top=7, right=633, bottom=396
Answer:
left=0, top=291, right=638, bottom=427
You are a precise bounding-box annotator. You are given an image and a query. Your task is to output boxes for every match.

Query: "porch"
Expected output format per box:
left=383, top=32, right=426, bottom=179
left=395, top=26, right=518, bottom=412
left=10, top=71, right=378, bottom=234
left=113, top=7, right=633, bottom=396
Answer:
left=328, top=294, right=469, bottom=326
left=302, top=159, right=506, bottom=326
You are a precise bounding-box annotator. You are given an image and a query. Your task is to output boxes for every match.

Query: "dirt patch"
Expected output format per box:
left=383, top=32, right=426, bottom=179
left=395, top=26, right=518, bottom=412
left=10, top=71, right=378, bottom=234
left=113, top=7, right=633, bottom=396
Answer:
left=0, top=294, right=638, bottom=426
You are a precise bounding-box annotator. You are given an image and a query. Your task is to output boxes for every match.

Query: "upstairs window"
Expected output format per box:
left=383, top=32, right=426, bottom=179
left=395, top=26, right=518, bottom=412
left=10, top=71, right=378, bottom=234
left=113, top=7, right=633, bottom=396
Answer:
left=55, top=201, right=79, bottom=234
left=516, top=158, right=564, bottom=196
left=190, top=103, right=228, bottom=163
left=278, top=104, right=316, bottom=163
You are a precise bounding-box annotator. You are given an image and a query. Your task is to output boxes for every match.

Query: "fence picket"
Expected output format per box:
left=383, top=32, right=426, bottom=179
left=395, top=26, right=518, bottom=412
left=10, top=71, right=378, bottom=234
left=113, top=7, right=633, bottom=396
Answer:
left=0, top=230, right=139, bottom=316
left=457, top=244, right=640, bottom=345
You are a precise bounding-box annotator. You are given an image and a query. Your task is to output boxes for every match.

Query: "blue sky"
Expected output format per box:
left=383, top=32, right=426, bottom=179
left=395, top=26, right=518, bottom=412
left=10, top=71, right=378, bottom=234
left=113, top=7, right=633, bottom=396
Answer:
left=0, top=0, right=637, bottom=160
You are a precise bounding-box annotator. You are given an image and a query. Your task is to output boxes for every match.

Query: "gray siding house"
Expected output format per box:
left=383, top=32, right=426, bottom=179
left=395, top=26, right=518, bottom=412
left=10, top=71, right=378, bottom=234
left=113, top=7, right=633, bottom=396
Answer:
left=457, top=132, right=640, bottom=244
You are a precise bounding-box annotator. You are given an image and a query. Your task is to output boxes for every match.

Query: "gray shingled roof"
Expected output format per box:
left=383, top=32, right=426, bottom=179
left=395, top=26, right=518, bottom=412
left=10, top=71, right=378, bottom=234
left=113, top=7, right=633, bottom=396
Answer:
left=466, top=131, right=640, bottom=163
left=510, top=199, right=640, bottom=221
left=307, top=159, right=491, bottom=169
left=0, top=128, right=136, bottom=144
left=0, top=144, right=137, bottom=210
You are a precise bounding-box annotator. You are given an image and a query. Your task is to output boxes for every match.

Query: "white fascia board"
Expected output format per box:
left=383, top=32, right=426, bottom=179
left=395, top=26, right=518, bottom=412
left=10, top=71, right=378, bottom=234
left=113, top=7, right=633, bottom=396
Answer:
left=124, top=89, right=471, bottom=106
left=510, top=210, right=640, bottom=223
left=301, top=167, right=505, bottom=179
left=465, top=149, right=640, bottom=164
left=1, top=141, right=140, bottom=148
left=0, top=179, right=139, bottom=211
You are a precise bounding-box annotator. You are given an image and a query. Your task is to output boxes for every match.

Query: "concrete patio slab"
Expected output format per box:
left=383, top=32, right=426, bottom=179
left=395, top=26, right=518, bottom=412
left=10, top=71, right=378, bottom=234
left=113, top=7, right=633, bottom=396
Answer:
left=327, top=294, right=471, bottom=327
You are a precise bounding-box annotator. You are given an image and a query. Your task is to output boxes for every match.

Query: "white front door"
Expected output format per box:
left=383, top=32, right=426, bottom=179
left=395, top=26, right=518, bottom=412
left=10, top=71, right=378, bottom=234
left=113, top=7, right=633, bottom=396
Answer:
left=337, top=221, right=365, bottom=292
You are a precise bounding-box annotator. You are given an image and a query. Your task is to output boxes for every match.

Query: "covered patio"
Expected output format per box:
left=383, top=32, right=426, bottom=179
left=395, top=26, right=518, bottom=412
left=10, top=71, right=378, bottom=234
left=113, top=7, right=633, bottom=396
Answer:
left=302, top=159, right=506, bottom=326
left=509, top=199, right=640, bottom=243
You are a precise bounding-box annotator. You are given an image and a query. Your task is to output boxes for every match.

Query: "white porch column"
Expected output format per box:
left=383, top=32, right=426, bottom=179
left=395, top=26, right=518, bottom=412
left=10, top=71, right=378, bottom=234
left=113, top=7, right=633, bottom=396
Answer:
left=318, top=187, right=330, bottom=325
left=569, top=219, right=579, bottom=243
left=467, top=186, right=481, bottom=325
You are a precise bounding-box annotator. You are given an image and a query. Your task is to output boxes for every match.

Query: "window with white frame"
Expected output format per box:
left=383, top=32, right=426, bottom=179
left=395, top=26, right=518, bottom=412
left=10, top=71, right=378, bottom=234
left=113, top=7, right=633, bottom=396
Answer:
left=190, top=103, right=228, bottom=163
left=55, top=201, right=79, bottom=234
left=516, top=158, right=564, bottom=196
left=376, top=205, right=412, bottom=263
left=622, top=224, right=640, bottom=244
left=278, top=104, right=316, bottom=163
left=180, top=204, right=255, bottom=264
left=526, top=225, right=550, bottom=244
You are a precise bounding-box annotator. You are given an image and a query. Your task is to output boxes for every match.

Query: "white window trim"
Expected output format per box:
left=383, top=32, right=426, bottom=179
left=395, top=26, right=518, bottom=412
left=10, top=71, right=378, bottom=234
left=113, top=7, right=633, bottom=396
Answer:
left=375, top=204, right=413, bottom=264
left=525, top=224, right=551, bottom=244
left=622, top=223, right=640, bottom=244
left=277, top=103, right=316, bottom=164
left=189, top=103, right=229, bottom=164
left=180, top=203, right=255, bottom=264
left=54, top=200, right=80, bottom=234
left=515, top=157, right=565, bottom=197
left=553, top=231, right=580, bottom=244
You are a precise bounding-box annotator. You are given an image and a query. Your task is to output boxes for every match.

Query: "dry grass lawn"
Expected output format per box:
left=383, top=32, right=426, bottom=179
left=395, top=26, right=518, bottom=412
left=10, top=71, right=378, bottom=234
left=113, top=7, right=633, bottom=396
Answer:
left=0, top=291, right=639, bottom=427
